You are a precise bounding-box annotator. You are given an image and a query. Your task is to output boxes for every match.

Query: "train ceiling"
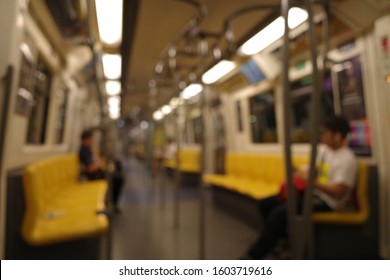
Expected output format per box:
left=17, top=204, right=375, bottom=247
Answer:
left=121, top=0, right=390, bottom=120
left=34, top=0, right=390, bottom=121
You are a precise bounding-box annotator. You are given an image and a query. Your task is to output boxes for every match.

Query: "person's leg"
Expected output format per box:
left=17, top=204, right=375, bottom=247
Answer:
left=313, top=196, right=332, bottom=212
left=112, top=173, right=124, bottom=212
left=247, top=202, right=288, bottom=259
left=257, top=195, right=280, bottom=219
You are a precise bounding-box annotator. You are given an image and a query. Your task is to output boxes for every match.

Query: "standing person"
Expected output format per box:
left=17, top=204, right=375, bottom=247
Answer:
left=79, top=130, right=105, bottom=180
left=242, top=116, right=357, bottom=259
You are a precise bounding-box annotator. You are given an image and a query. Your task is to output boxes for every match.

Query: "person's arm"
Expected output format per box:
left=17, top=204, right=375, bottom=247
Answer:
left=293, top=165, right=309, bottom=181
left=85, top=158, right=104, bottom=173
left=80, top=148, right=104, bottom=173
left=315, top=182, right=349, bottom=198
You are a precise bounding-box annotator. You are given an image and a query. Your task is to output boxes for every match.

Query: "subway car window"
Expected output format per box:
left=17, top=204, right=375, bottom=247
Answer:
left=15, top=34, right=37, bottom=117
left=54, top=86, right=68, bottom=144
left=249, top=91, right=278, bottom=143
left=290, top=76, right=311, bottom=143
left=290, top=73, right=335, bottom=143
left=26, top=57, right=52, bottom=144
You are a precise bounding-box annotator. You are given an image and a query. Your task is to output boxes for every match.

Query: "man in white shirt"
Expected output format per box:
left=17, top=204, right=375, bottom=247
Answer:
left=244, top=116, right=357, bottom=259
left=314, top=117, right=357, bottom=210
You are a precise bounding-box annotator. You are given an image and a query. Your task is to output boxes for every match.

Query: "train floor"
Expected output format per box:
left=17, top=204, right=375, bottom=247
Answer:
left=110, top=156, right=259, bottom=260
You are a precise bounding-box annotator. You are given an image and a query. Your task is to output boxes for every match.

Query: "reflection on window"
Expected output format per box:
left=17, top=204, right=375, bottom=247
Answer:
left=26, top=57, right=51, bottom=144
left=290, top=73, right=335, bottom=143
left=54, top=86, right=68, bottom=144
left=249, top=91, right=277, bottom=143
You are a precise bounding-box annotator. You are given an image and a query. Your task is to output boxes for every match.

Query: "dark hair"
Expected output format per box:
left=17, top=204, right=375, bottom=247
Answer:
left=81, top=130, right=93, bottom=140
left=322, top=116, right=350, bottom=139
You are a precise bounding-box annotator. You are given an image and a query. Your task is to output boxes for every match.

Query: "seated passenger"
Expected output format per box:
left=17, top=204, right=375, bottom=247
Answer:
left=79, top=130, right=124, bottom=213
left=243, top=116, right=357, bottom=259
left=79, top=130, right=105, bottom=180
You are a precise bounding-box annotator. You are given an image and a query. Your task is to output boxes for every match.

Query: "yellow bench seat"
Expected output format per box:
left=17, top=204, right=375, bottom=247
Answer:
left=204, top=152, right=370, bottom=225
left=203, top=153, right=301, bottom=200
left=22, top=154, right=109, bottom=246
left=24, top=208, right=108, bottom=246
left=203, top=174, right=280, bottom=199
left=313, top=161, right=369, bottom=224
left=163, top=148, right=200, bottom=173
left=163, top=159, right=176, bottom=169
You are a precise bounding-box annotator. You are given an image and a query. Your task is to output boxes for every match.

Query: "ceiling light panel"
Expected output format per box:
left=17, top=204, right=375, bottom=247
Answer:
left=180, top=83, right=204, bottom=100
left=106, top=80, right=121, bottom=95
left=95, top=0, right=123, bottom=46
left=102, top=54, right=121, bottom=80
left=239, top=7, right=308, bottom=56
left=202, top=60, right=237, bottom=84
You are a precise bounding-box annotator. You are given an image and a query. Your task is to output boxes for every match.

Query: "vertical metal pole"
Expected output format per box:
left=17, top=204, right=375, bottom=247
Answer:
left=160, top=119, right=167, bottom=211
left=0, top=66, right=13, bottom=173
left=174, top=104, right=182, bottom=229
left=302, top=0, right=321, bottom=259
left=198, top=37, right=208, bottom=260
left=199, top=103, right=206, bottom=260
left=0, top=66, right=13, bottom=250
left=281, top=0, right=298, bottom=259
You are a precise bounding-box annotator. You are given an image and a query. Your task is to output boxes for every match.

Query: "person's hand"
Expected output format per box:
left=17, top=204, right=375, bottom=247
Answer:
left=98, top=157, right=106, bottom=168
left=294, top=165, right=308, bottom=180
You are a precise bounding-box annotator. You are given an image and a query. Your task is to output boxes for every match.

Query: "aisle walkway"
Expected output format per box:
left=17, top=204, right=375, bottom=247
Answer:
left=111, top=157, right=258, bottom=260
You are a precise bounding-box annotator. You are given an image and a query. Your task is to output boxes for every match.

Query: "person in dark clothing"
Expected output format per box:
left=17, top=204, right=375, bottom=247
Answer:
left=111, top=159, right=124, bottom=213
left=243, top=116, right=357, bottom=259
left=79, top=130, right=124, bottom=213
left=79, top=130, right=105, bottom=180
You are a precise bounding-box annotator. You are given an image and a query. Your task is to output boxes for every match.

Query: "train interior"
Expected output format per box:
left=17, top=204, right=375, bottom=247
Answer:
left=1, top=0, right=390, bottom=260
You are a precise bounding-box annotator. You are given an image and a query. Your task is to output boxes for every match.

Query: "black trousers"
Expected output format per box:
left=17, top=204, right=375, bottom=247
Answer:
left=111, top=173, right=124, bottom=207
left=247, top=195, right=331, bottom=259
left=85, top=165, right=124, bottom=208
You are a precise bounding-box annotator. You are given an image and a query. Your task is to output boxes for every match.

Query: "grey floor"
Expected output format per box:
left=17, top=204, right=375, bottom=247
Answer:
left=110, top=157, right=258, bottom=260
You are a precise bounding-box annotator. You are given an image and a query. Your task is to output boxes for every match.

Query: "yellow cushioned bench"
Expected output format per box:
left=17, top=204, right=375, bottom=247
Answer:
left=313, top=161, right=369, bottom=224
left=163, top=148, right=200, bottom=173
left=204, top=152, right=370, bottom=225
left=22, top=154, right=109, bottom=246
left=203, top=152, right=307, bottom=200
